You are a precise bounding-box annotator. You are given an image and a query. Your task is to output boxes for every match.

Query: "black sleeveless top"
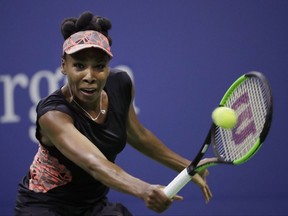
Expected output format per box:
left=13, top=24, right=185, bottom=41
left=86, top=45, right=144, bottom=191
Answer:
left=18, top=70, right=132, bottom=206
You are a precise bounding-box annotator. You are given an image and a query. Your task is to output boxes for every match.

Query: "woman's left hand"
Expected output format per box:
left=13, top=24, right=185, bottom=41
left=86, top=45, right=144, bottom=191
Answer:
left=191, top=168, right=213, bottom=203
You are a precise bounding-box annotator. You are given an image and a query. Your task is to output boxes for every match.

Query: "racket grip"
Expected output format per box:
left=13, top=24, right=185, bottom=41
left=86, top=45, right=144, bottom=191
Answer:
left=163, top=168, right=192, bottom=198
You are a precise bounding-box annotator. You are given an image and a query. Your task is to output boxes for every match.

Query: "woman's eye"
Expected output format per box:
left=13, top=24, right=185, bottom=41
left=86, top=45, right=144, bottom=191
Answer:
left=74, top=63, right=85, bottom=69
left=96, top=64, right=105, bottom=70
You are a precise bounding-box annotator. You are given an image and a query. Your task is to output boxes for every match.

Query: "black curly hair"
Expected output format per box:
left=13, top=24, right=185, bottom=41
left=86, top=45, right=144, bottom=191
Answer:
left=61, top=11, right=112, bottom=46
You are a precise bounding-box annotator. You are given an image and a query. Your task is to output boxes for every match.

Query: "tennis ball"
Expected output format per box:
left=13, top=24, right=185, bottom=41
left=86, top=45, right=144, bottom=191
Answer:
left=212, top=107, right=238, bottom=129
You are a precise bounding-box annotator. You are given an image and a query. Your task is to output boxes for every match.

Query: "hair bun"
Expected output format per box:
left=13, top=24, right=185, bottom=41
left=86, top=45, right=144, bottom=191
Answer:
left=61, top=11, right=113, bottom=45
left=76, top=11, right=94, bottom=31
left=61, top=19, right=77, bottom=39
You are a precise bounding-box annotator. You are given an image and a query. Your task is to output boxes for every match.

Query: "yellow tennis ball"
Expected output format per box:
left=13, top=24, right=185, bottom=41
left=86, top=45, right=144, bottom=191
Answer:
left=212, top=107, right=238, bottom=129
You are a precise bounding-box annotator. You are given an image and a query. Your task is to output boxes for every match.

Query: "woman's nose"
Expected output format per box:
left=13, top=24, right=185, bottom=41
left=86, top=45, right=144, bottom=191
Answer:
left=84, top=68, right=97, bottom=83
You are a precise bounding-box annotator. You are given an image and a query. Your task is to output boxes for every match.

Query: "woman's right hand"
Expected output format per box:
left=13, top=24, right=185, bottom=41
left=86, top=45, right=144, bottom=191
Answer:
left=142, top=185, right=182, bottom=213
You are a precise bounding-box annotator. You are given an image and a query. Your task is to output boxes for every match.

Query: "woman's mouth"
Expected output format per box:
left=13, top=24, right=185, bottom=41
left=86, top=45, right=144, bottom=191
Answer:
left=80, top=88, right=97, bottom=96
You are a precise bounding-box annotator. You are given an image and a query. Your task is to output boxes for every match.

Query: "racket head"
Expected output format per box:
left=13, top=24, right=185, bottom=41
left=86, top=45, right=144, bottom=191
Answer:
left=211, top=71, right=273, bottom=165
left=163, top=71, right=273, bottom=198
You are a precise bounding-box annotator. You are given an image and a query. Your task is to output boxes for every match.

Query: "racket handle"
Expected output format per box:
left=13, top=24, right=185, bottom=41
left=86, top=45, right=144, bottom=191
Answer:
left=163, top=168, right=192, bottom=198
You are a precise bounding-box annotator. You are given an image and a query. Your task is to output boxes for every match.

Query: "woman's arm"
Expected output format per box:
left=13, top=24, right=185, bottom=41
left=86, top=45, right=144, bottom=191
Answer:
left=126, top=84, right=212, bottom=202
left=39, top=110, right=172, bottom=213
left=126, top=105, right=191, bottom=172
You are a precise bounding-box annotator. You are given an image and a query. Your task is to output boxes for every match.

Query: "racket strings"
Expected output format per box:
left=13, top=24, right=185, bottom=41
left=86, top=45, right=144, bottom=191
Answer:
left=214, top=78, right=269, bottom=162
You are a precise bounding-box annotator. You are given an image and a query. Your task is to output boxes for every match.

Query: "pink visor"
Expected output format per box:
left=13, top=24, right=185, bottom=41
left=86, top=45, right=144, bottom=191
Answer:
left=63, top=30, right=113, bottom=57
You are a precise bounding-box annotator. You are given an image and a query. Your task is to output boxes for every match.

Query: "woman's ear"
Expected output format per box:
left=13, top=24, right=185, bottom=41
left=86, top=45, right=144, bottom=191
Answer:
left=61, top=58, right=67, bottom=75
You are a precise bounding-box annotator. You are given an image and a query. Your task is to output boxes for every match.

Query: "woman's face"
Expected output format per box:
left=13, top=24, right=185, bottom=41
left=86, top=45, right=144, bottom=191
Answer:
left=61, top=48, right=110, bottom=105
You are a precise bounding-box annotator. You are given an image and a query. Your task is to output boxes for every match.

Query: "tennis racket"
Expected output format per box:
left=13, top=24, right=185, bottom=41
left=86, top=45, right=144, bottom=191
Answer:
left=163, top=71, right=273, bottom=198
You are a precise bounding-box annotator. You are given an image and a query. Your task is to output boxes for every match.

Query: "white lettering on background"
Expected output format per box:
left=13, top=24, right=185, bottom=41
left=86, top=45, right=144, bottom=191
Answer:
left=0, top=65, right=137, bottom=142
left=0, top=74, right=29, bottom=122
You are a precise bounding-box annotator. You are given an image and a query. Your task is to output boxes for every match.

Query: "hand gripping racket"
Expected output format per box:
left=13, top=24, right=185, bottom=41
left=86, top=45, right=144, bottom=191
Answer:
left=163, top=71, right=273, bottom=198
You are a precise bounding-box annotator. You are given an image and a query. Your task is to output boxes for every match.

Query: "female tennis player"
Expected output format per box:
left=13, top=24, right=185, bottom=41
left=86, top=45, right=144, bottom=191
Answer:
left=14, top=11, right=212, bottom=215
